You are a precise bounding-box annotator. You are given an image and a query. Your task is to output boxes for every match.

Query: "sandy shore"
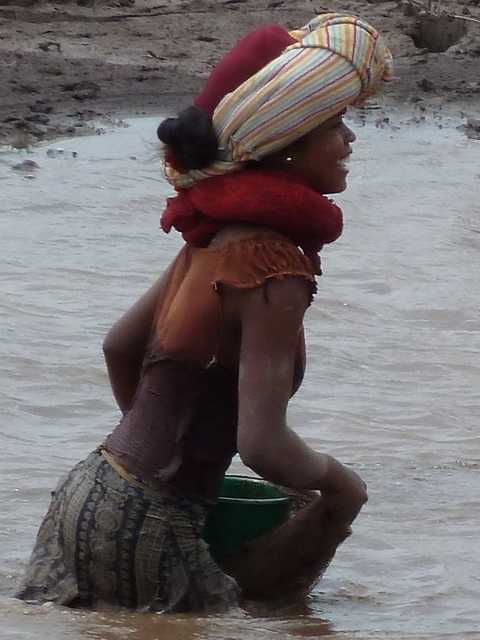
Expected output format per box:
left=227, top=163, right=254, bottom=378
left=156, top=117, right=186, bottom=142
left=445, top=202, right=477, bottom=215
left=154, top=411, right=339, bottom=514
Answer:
left=1, top=0, right=479, bottom=147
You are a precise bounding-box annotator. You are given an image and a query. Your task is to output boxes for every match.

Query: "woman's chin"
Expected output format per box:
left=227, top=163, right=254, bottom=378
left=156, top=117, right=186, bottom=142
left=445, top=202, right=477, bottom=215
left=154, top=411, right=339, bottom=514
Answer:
left=307, top=171, right=349, bottom=194
left=325, top=179, right=348, bottom=194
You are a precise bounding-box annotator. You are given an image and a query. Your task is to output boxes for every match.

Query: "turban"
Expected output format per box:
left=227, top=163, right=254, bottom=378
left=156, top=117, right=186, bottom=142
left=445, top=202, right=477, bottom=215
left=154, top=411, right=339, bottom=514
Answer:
left=165, top=13, right=393, bottom=189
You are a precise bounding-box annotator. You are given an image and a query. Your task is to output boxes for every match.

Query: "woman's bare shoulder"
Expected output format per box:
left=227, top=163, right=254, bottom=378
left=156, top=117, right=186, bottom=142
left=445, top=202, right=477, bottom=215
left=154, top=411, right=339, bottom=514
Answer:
left=208, top=224, right=290, bottom=250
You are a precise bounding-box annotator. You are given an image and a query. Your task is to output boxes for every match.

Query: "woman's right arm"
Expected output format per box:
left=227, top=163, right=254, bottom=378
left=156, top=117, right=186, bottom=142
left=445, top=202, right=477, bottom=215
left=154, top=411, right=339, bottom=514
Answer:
left=235, top=276, right=367, bottom=527
left=102, top=264, right=173, bottom=414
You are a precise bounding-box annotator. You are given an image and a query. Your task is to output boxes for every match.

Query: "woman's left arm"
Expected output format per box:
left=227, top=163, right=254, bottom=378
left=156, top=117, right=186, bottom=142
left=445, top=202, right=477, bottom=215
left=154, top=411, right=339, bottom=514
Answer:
left=102, top=266, right=172, bottom=413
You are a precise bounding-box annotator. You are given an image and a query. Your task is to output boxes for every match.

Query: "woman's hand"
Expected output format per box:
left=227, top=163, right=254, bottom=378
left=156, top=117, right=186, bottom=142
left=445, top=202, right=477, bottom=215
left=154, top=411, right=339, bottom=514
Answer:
left=321, top=456, right=368, bottom=526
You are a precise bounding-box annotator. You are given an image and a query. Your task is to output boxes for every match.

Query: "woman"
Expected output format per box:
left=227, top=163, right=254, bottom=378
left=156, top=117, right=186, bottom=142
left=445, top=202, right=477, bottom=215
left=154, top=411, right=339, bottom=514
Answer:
left=17, top=14, right=393, bottom=612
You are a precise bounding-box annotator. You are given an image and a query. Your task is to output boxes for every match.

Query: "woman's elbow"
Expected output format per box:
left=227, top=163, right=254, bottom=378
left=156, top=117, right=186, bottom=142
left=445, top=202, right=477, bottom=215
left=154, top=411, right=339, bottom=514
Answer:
left=102, top=326, right=116, bottom=354
left=102, top=336, right=117, bottom=364
left=102, top=335, right=129, bottom=370
left=102, top=329, right=127, bottom=360
left=237, top=433, right=272, bottom=477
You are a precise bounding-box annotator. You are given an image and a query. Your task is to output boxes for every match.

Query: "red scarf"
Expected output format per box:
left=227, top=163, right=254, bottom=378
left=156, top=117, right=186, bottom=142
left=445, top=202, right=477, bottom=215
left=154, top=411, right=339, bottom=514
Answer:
left=161, top=169, right=343, bottom=272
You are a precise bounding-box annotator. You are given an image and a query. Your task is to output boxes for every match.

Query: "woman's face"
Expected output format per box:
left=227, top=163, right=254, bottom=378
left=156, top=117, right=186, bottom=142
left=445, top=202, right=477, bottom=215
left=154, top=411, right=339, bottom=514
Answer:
left=286, top=111, right=356, bottom=194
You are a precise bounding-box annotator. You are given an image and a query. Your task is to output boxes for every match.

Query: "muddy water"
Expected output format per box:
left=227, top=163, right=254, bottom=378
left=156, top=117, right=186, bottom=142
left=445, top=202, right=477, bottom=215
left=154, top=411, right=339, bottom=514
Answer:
left=1, top=111, right=479, bottom=640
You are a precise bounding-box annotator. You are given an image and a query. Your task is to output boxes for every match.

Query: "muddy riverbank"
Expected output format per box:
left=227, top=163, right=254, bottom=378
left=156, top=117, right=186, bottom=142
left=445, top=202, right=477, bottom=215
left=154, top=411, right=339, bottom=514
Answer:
left=1, top=0, right=480, bottom=147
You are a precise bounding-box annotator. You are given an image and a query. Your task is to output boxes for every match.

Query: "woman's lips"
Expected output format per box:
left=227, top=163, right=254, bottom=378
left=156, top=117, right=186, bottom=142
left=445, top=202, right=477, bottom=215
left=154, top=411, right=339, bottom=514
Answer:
left=337, top=153, right=352, bottom=173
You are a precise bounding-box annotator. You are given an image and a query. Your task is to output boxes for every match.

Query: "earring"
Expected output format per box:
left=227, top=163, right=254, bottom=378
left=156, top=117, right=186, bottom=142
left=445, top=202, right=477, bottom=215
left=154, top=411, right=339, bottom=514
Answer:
left=285, top=156, right=293, bottom=163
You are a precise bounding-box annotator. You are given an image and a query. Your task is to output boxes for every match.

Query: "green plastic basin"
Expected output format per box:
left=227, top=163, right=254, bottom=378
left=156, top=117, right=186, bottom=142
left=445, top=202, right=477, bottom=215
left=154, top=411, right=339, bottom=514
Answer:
left=203, top=475, right=291, bottom=559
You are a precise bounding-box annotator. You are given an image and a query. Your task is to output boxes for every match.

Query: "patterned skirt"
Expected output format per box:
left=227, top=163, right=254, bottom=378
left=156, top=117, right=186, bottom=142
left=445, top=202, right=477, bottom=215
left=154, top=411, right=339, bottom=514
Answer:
left=16, top=450, right=240, bottom=613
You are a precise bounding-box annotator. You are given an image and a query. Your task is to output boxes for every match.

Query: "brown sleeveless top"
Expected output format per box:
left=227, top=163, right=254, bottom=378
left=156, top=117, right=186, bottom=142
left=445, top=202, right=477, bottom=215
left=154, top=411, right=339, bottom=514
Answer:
left=105, top=233, right=316, bottom=499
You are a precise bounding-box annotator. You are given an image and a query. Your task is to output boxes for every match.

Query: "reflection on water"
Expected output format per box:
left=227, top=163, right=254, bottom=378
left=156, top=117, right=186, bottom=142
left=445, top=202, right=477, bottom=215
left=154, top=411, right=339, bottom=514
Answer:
left=1, top=598, right=335, bottom=640
left=1, top=112, right=479, bottom=640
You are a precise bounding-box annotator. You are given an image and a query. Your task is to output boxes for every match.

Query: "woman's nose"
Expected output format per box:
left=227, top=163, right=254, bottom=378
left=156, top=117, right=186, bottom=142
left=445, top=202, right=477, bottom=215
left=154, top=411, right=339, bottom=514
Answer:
left=344, top=124, right=356, bottom=144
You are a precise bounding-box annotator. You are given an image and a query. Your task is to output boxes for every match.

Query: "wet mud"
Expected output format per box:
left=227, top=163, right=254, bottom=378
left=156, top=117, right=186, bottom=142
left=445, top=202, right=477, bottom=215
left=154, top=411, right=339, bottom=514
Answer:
left=1, top=0, right=480, bottom=147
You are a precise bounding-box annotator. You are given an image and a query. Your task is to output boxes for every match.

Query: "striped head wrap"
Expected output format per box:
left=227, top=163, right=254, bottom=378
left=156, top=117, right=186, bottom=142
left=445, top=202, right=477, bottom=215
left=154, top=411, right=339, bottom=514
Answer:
left=165, top=14, right=393, bottom=189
